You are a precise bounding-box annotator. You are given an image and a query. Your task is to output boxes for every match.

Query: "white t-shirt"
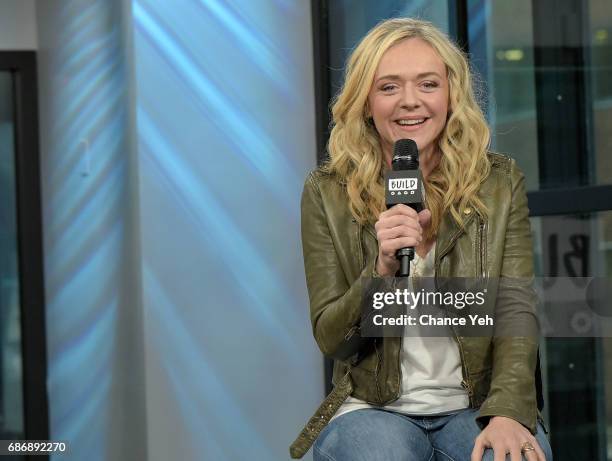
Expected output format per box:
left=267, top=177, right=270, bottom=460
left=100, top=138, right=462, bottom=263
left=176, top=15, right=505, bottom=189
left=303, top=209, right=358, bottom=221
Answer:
left=332, top=243, right=469, bottom=421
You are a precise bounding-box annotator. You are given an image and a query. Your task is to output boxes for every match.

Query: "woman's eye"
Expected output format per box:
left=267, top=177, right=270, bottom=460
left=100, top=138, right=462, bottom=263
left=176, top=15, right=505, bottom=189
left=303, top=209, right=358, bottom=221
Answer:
left=422, top=81, right=439, bottom=89
left=381, top=84, right=396, bottom=92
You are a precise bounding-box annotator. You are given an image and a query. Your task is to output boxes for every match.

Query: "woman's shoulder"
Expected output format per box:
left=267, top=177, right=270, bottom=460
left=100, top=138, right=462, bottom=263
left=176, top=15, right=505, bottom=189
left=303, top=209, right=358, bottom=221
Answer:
left=487, top=151, right=515, bottom=173
left=485, top=151, right=526, bottom=185
left=301, top=165, right=354, bottom=220
left=480, top=152, right=528, bottom=209
left=303, top=163, right=346, bottom=191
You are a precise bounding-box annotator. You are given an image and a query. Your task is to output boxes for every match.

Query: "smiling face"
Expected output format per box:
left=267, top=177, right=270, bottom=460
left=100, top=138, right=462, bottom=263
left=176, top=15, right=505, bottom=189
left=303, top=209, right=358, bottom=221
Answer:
left=367, top=37, right=449, bottom=165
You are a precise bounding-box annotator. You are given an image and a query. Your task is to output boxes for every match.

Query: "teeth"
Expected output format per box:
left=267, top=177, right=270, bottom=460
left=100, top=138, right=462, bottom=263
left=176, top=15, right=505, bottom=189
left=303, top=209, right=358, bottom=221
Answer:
left=397, top=119, right=425, bottom=126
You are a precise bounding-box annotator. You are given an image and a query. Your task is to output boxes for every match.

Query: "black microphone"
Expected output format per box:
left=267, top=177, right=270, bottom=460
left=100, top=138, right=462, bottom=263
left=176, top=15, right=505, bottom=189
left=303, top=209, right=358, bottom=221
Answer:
left=384, top=139, right=424, bottom=277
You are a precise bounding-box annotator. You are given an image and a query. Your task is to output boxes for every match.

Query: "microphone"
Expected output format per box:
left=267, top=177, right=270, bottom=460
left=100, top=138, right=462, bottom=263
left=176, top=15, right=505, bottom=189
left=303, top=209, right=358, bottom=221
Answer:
left=385, top=139, right=424, bottom=277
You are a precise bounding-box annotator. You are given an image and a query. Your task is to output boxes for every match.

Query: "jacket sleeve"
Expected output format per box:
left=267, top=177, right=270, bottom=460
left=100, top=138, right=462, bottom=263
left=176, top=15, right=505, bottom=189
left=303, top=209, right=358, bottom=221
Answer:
left=301, top=172, right=376, bottom=361
left=476, top=159, right=540, bottom=434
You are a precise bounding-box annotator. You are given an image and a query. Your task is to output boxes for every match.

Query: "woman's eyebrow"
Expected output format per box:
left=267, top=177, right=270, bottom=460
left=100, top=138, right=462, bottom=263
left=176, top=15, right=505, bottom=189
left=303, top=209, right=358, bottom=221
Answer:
left=375, top=74, right=402, bottom=83
left=415, top=71, right=442, bottom=79
left=375, top=71, right=443, bottom=83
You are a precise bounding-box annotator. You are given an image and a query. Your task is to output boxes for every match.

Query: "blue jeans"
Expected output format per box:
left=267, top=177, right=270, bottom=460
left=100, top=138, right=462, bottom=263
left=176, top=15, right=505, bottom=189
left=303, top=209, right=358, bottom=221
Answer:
left=313, top=408, right=553, bottom=461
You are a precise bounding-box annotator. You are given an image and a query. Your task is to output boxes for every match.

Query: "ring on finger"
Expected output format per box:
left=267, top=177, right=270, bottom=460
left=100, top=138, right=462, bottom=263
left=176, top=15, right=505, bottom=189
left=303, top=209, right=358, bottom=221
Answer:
left=521, top=441, right=536, bottom=452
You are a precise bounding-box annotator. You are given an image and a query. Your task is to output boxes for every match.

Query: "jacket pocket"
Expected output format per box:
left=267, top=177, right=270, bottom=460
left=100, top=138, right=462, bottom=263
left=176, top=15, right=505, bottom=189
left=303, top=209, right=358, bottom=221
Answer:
left=350, top=364, right=383, bottom=404
left=345, top=342, right=383, bottom=404
left=332, top=351, right=378, bottom=384
left=353, top=345, right=378, bottom=372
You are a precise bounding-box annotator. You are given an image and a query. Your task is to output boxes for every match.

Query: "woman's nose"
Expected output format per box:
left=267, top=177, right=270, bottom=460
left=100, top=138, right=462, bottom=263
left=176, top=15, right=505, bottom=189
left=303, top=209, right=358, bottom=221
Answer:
left=400, top=86, right=420, bottom=109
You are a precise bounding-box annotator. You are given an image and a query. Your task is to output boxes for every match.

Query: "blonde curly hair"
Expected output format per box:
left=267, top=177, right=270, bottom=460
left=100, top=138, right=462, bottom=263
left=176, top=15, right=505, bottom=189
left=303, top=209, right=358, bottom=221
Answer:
left=325, top=17, right=491, bottom=239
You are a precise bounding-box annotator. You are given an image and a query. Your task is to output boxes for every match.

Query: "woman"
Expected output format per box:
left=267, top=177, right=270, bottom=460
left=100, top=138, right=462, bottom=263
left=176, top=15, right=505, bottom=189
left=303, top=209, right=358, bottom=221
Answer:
left=290, top=18, right=552, bottom=461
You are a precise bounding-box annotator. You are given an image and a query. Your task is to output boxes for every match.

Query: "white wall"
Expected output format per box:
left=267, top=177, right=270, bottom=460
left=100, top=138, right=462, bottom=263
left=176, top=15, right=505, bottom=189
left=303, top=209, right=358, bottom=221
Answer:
left=0, top=0, right=37, bottom=49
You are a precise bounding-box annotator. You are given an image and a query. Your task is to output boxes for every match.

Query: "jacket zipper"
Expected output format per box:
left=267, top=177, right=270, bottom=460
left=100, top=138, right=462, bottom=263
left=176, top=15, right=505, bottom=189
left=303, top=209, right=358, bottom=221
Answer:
left=356, top=218, right=364, bottom=270
left=479, top=219, right=487, bottom=279
left=461, top=219, right=484, bottom=403
left=396, top=333, right=403, bottom=400
left=374, top=338, right=383, bottom=402
left=455, top=332, right=474, bottom=405
left=394, top=276, right=411, bottom=400
left=435, top=255, right=474, bottom=406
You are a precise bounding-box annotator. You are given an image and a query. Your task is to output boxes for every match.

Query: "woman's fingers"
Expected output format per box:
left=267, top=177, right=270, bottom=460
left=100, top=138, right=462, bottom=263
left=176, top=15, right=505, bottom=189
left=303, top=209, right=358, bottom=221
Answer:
left=380, top=238, right=421, bottom=257
left=508, top=445, right=522, bottom=461
left=524, top=437, right=546, bottom=461
left=378, top=203, right=419, bottom=220
left=375, top=218, right=422, bottom=256
left=418, top=208, right=432, bottom=229
left=524, top=447, right=539, bottom=461
left=470, top=439, right=486, bottom=461
left=378, top=224, right=422, bottom=241
left=375, top=214, right=421, bottom=233
left=375, top=205, right=430, bottom=275
left=533, top=440, right=547, bottom=461
left=377, top=207, right=430, bottom=233
left=490, top=442, right=508, bottom=461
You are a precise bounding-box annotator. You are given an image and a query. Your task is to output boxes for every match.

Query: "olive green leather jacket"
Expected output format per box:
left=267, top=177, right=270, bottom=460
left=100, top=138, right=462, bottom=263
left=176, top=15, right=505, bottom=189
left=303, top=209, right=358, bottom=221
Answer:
left=290, top=153, right=544, bottom=459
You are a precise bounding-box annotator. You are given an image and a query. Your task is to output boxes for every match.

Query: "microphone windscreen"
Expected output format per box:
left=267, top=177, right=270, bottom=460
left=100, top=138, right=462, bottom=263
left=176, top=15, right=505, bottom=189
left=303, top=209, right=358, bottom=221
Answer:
left=392, top=139, right=419, bottom=171
left=393, top=138, right=418, bottom=159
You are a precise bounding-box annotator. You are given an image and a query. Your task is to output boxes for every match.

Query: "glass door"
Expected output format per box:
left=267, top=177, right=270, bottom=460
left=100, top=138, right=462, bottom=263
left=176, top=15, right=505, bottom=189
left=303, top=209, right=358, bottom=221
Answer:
left=0, top=51, right=48, bottom=453
left=466, top=0, right=612, bottom=458
left=0, top=71, right=24, bottom=441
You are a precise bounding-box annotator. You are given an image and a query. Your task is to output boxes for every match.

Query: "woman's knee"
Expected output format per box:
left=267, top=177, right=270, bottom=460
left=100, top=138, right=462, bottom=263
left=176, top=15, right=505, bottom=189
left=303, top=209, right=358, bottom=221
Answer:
left=313, top=409, right=434, bottom=461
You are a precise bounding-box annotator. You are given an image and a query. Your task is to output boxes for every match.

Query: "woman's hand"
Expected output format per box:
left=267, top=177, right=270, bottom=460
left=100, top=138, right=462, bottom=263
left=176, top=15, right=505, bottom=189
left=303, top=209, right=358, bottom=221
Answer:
left=471, top=416, right=547, bottom=461
left=374, top=204, right=432, bottom=276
